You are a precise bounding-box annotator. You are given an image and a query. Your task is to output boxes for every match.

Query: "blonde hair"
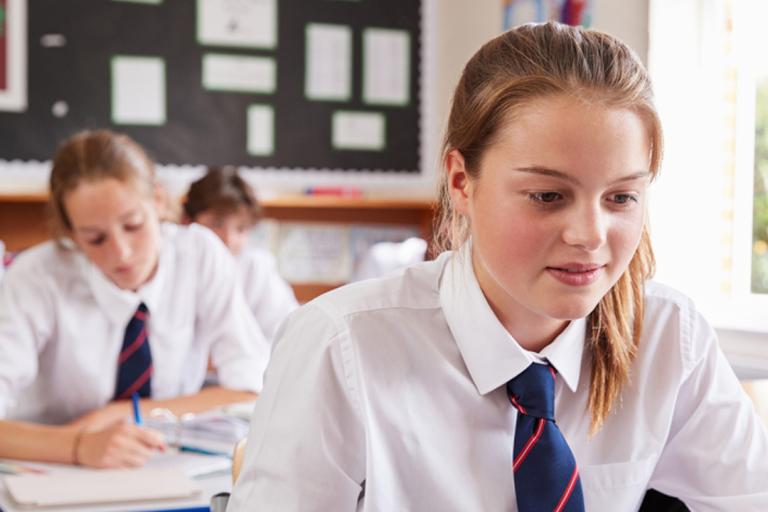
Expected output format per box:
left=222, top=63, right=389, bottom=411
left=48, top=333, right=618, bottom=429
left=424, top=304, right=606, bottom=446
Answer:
left=49, top=129, right=158, bottom=235
left=435, top=22, right=661, bottom=432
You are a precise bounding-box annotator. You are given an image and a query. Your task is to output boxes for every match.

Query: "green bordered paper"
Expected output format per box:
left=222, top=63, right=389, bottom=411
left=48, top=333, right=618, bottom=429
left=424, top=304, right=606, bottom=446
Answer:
left=362, top=28, right=411, bottom=107
left=304, top=23, right=352, bottom=102
left=202, top=53, right=276, bottom=93
left=247, top=104, right=275, bottom=156
left=110, top=55, right=166, bottom=126
left=332, top=110, right=386, bottom=151
left=196, top=0, right=277, bottom=49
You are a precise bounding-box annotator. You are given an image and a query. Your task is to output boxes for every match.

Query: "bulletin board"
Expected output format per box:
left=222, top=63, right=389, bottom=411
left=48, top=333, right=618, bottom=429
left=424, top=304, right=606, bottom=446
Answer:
left=0, top=0, right=422, bottom=173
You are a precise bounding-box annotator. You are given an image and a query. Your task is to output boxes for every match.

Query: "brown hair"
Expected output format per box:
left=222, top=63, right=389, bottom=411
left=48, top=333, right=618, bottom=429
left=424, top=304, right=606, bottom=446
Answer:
left=49, top=129, right=157, bottom=235
left=183, top=167, right=260, bottom=224
left=435, top=22, right=661, bottom=432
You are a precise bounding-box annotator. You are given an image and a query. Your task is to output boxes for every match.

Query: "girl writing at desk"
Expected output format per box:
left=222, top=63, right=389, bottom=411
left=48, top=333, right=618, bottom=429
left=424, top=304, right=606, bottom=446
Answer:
left=229, top=22, right=768, bottom=510
left=0, top=130, right=269, bottom=469
left=182, top=166, right=298, bottom=342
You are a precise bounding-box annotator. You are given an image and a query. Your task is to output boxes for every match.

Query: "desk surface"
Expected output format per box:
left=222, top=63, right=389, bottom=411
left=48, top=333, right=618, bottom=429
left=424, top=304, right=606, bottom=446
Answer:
left=0, top=471, right=230, bottom=512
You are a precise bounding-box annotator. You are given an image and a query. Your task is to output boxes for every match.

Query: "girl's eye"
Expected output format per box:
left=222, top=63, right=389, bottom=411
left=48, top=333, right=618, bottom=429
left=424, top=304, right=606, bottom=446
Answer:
left=529, top=191, right=563, bottom=203
left=86, top=236, right=106, bottom=246
left=610, top=194, right=638, bottom=205
left=125, top=222, right=144, bottom=232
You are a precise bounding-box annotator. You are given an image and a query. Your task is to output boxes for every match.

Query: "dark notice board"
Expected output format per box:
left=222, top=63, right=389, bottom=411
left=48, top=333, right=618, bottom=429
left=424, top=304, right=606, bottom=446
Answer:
left=0, top=0, right=421, bottom=172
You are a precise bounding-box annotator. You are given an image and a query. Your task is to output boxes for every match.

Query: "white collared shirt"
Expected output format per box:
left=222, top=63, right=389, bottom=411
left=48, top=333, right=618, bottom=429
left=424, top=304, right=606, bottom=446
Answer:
left=0, top=223, right=269, bottom=424
left=237, top=248, right=298, bottom=341
left=229, top=250, right=768, bottom=511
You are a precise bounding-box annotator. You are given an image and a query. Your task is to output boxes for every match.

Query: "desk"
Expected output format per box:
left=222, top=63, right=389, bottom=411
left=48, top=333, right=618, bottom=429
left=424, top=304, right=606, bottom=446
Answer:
left=0, top=469, right=230, bottom=512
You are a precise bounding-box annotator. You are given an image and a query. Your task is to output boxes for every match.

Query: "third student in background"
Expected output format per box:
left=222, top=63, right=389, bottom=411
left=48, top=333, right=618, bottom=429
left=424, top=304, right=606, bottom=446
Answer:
left=183, top=167, right=298, bottom=341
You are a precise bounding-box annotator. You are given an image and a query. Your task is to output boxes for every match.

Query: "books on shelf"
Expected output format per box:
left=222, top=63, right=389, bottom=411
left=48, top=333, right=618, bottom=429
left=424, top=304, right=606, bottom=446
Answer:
left=259, top=221, right=422, bottom=285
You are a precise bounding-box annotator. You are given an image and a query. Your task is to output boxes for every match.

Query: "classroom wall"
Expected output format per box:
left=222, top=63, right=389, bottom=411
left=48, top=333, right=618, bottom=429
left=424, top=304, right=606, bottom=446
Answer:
left=431, top=0, right=651, bottom=176
left=0, top=1, right=650, bottom=197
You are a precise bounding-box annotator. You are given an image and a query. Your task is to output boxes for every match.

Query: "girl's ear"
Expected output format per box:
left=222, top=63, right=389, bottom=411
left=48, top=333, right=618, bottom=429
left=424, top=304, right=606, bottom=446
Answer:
left=445, top=149, right=473, bottom=215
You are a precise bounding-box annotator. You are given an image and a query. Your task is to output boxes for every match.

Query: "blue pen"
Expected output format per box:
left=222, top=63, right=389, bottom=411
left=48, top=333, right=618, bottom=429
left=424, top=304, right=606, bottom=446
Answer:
left=131, top=392, right=143, bottom=426
left=178, top=445, right=231, bottom=458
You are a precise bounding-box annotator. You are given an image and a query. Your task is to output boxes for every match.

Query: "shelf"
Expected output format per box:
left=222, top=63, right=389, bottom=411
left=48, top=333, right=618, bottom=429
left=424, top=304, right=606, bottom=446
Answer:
left=0, top=193, right=437, bottom=302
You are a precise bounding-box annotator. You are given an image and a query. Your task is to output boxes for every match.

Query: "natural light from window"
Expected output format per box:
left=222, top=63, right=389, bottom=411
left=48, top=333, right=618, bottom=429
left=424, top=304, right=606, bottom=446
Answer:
left=649, top=0, right=768, bottom=334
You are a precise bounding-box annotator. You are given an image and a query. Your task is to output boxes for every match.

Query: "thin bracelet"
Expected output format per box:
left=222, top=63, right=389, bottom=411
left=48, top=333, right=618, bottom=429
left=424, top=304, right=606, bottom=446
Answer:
left=71, top=428, right=85, bottom=466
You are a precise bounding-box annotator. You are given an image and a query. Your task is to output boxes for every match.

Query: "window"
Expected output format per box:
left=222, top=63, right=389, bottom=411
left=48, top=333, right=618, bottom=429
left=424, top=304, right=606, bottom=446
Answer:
left=649, top=0, right=768, bottom=333
left=753, top=77, right=768, bottom=293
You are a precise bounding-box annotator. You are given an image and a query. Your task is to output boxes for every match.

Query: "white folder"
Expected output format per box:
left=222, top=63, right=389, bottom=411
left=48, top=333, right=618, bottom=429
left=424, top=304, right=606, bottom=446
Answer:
left=4, top=468, right=200, bottom=507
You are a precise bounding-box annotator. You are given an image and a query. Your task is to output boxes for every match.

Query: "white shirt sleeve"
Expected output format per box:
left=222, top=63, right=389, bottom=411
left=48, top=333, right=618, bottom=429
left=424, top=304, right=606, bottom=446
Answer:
left=0, top=260, right=52, bottom=418
left=648, top=308, right=768, bottom=508
left=228, top=302, right=366, bottom=511
left=192, top=229, right=271, bottom=392
left=239, top=250, right=298, bottom=341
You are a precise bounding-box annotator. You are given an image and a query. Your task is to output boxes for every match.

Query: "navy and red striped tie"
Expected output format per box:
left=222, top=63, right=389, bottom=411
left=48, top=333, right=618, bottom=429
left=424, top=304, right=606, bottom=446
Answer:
left=114, top=302, right=153, bottom=400
left=507, top=363, right=584, bottom=512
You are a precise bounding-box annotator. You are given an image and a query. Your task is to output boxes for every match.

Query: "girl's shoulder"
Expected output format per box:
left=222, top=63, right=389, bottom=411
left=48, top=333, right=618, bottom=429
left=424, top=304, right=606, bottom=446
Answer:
left=1, top=239, right=87, bottom=300
left=160, top=222, right=232, bottom=263
left=4, top=239, right=82, bottom=278
left=641, top=280, right=716, bottom=371
left=309, top=253, right=451, bottom=322
left=237, top=246, right=277, bottom=268
left=161, top=221, right=219, bottom=247
left=643, top=280, right=697, bottom=313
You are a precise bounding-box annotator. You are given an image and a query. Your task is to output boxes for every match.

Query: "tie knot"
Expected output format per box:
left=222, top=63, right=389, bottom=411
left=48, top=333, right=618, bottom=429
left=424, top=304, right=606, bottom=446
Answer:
left=135, top=302, right=149, bottom=320
left=506, top=363, right=556, bottom=420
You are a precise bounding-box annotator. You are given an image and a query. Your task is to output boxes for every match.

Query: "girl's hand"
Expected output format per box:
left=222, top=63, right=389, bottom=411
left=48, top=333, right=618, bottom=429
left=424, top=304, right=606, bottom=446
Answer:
left=69, top=401, right=133, bottom=432
left=75, top=418, right=166, bottom=468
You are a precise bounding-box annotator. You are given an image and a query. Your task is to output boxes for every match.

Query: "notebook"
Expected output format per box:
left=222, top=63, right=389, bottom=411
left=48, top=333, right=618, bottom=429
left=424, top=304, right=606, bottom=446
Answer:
left=4, top=468, right=201, bottom=507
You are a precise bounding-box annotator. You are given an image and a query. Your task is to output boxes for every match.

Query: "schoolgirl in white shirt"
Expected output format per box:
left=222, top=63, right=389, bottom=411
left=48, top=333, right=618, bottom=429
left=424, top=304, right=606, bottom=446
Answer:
left=0, top=130, right=270, bottom=468
left=229, top=22, right=768, bottom=511
left=182, top=167, right=298, bottom=341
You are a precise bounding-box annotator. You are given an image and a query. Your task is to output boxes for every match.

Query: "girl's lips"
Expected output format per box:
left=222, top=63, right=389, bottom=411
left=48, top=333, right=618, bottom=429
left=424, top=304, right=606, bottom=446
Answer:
left=546, top=264, right=605, bottom=286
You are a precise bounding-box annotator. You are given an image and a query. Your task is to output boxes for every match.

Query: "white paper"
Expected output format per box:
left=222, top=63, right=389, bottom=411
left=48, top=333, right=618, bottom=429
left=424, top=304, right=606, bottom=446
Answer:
left=111, top=56, right=166, bottom=125
left=332, top=111, right=385, bottom=151
left=197, top=0, right=276, bottom=49
left=305, top=23, right=352, bottom=101
left=145, top=451, right=231, bottom=478
left=247, top=105, right=274, bottom=156
left=363, top=28, right=410, bottom=106
left=203, top=53, right=275, bottom=93
left=0, top=0, right=28, bottom=112
left=4, top=469, right=199, bottom=507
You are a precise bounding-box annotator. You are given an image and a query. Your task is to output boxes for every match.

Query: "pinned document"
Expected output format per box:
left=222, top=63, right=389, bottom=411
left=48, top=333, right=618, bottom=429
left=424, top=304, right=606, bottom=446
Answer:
left=305, top=23, right=352, bottom=101
left=363, top=28, right=411, bottom=106
left=332, top=110, right=386, bottom=151
left=111, top=56, right=166, bottom=126
left=197, top=0, right=277, bottom=49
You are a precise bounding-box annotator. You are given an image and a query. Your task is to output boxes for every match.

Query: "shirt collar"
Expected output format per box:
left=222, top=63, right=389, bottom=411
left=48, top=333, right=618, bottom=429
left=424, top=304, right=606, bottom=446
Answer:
left=84, top=225, right=171, bottom=326
left=439, top=244, right=586, bottom=395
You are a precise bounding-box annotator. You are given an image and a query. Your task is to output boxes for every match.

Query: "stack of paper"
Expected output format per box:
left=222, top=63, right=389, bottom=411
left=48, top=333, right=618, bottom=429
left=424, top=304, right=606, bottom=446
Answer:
left=145, top=409, right=250, bottom=455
